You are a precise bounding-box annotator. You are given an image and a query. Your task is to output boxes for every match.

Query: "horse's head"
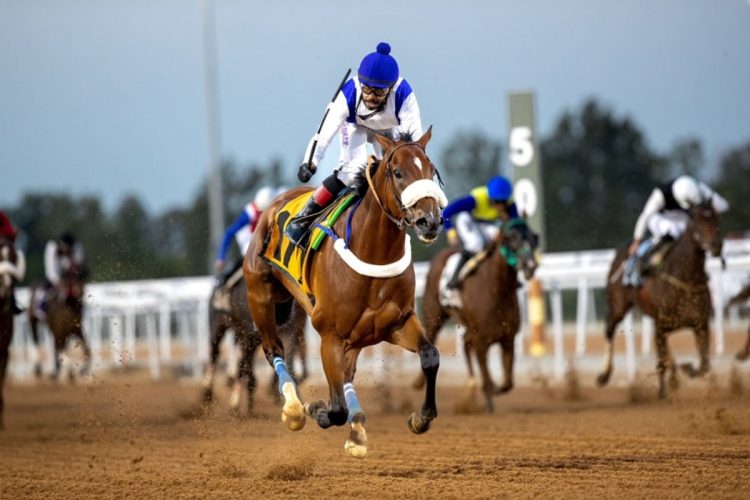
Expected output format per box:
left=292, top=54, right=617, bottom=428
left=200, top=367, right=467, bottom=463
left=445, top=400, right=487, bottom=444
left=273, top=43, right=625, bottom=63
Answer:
left=689, top=201, right=723, bottom=257
left=499, top=219, right=539, bottom=280
left=372, top=127, right=447, bottom=244
left=0, top=238, right=24, bottom=303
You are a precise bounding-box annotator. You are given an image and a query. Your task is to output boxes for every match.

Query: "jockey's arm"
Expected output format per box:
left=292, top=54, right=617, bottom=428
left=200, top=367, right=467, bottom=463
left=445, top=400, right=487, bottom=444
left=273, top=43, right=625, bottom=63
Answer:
left=44, top=241, right=61, bottom=285
left=303, top=91, right=350, bottom=168
left=218, top=211, right=251, bottom=262
left=442, top=195, right=477, bottom=231
left=698, top=182, right=730, bottom=213
left=395, top=86, right=423, bottom=141
left=633, top=188, right=664, bottom=242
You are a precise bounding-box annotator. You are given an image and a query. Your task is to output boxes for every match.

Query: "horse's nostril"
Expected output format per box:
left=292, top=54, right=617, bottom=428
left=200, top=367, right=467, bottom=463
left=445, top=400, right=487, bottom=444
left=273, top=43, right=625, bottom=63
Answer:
left=416, top=217, right=428, bottom=228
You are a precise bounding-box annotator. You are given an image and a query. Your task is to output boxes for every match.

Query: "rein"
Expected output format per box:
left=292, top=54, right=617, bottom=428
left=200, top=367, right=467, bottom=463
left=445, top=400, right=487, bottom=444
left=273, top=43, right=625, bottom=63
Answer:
left=364, top=142, right=425, bottom=230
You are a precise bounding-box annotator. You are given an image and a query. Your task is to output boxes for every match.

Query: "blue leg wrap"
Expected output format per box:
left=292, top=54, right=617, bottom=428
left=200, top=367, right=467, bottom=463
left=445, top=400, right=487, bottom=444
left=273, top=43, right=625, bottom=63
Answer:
left=343, top=382, right=363, bottom=423
left=273, top=357, right=294, bottom=394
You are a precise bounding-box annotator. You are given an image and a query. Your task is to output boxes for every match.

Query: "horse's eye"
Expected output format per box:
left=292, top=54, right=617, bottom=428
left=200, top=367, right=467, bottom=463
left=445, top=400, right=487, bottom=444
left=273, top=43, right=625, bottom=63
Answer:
left=393, top=169, right=403, bottom=179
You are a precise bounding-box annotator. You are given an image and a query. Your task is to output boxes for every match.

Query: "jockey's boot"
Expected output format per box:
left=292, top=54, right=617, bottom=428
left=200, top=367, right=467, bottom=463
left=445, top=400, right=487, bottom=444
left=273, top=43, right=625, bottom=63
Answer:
left=285, top=177, right=343, bottom=246
left=285, top=197, right=325, bottom=246
left=447, top=250, right=473, bottom=290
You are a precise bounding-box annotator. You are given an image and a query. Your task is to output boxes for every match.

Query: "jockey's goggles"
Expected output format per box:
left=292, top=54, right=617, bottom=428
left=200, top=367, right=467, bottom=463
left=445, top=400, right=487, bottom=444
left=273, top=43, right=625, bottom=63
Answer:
left=361, top=85, right=390, bottom=97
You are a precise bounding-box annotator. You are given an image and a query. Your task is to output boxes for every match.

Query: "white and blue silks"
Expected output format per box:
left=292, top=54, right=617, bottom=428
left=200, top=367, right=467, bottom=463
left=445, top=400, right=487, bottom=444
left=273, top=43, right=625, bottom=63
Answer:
left=303, top=76, right=423, bottom=186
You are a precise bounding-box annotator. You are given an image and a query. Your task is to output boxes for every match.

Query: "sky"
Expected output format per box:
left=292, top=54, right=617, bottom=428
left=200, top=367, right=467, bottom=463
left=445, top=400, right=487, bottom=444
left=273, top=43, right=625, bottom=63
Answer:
left=2, top=0, right=750, bottom=214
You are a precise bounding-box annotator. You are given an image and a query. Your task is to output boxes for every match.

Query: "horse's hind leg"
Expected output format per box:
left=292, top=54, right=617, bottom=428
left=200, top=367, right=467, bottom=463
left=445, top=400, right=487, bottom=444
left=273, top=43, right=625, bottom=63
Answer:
left=389, top=313, right=439, bottom=435
left=245, top=271, right=305, bottom=431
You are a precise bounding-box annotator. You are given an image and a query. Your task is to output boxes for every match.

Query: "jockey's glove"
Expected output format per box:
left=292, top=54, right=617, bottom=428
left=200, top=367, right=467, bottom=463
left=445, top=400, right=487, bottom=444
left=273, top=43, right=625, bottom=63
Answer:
left=297, top=162, right=317, bottom=183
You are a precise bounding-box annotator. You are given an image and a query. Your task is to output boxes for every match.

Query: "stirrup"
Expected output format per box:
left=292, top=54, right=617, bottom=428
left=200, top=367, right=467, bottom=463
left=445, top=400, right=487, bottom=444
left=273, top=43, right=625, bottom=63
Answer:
left=285, top=221, right=310, bottom=246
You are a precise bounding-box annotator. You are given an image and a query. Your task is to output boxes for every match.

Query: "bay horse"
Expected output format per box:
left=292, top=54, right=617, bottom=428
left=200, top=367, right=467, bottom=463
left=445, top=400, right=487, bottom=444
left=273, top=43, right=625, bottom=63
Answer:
left=203, top=275, right=308, bottom=414
left=0, top=238, right=24, bottom=429
left=244, top=129, right=446, bottom=458
left=597, top=202, right=723, bottom=398
left=725, top=283, right=750, bottom=361
left=28, top=263, right=91, bottom=381
left=419, top=218, right=539, bottom=413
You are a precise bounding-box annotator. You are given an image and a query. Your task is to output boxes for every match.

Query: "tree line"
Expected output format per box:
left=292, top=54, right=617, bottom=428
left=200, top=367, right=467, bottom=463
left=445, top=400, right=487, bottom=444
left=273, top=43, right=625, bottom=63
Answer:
left=4, top=98, right=749, bottom=284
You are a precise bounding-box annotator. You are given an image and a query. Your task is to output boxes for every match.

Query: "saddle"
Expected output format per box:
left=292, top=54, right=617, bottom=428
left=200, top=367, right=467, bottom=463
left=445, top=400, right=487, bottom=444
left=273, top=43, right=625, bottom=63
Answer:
left=260, top=189, right=358, bottom=296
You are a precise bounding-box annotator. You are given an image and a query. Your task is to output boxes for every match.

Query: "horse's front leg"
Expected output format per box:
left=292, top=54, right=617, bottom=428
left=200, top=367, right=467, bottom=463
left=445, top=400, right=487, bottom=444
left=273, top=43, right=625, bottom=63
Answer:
left=389, top=312, right=439, bottom=434
left=341, top=348, right=367, bottom=458
left=681, top=324, right=711, bottom=378
left=304, top=335, right=348, bottom=429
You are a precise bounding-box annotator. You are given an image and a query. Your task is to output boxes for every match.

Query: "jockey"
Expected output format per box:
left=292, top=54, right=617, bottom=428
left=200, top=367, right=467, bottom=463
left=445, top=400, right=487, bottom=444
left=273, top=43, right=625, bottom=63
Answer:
left=36, top=232, right=87, bottom=316
left=0, top=210, right=24, bottom=314
left=285, top=42, right=424, bottom=245
left=45, top=232, right=86, bottom=287
left=442, top=175, right=520, bottom=289
left=213, top=186, right=275, bottom=309
left=624, top=175, right=729, bottom=287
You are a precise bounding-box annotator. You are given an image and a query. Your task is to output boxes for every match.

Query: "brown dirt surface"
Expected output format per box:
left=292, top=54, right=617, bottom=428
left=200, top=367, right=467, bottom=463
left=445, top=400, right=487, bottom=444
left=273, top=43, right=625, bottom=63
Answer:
left=2, top=369, right=750, bottom=499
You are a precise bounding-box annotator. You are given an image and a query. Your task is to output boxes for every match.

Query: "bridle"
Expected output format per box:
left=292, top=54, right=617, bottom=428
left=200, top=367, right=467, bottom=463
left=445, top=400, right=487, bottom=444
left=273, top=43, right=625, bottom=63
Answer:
left=364, top=142, right=444, bottom=231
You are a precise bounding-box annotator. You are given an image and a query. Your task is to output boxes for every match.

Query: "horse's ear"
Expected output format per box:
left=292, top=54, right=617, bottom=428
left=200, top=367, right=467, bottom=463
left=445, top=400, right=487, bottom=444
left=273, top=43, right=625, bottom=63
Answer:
left=416, top=126, right=433, bottom=148
left=374, top=133, right=396, bottom=152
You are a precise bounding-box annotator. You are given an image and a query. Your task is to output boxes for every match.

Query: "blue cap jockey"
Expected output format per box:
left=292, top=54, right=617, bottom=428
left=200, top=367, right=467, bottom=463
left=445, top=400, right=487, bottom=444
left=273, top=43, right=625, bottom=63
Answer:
left=442, top=176, right=520, bottom=289
left=285, top=42, right=425, bottom=245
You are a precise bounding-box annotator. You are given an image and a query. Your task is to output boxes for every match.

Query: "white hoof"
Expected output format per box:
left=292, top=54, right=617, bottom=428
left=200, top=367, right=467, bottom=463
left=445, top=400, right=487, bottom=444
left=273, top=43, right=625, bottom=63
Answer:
left=281, top=382, right=306, bottom=431
left=345, top=419, right=367, bottom=458
left=344, top=440, right=367, bottom=458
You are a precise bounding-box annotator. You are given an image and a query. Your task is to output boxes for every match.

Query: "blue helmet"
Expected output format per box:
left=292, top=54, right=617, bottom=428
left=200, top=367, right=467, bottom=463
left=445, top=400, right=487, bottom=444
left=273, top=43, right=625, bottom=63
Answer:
left=358, top=42, right=399, bottom=89
left=487, top=176, right=513, bottom=202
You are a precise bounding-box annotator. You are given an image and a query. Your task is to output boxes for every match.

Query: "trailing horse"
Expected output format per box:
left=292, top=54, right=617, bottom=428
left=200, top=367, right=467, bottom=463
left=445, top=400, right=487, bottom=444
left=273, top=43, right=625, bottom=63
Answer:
left=419, top=218, right=539, bottom=413
left=597, top=202, right=723, bottom=398
left=203, top=273, right=307, bottom=414
left=725, top=283, right=750, bottom=362
left=28, top=263, right=91, bottom=381
left=244, top=129, right=446, bottom=457
left=0, top=238, right=25, bottom=429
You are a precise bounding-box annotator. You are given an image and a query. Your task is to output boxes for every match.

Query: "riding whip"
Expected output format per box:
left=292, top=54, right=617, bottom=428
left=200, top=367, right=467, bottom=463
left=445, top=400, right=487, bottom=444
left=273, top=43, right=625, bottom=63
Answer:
left=306, top=68, right=352, bottom=169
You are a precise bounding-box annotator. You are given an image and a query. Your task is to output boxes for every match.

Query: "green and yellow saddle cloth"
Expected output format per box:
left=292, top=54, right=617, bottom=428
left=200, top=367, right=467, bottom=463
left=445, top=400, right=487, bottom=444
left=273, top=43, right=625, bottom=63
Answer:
left=260, top=189, right=359, bottom=296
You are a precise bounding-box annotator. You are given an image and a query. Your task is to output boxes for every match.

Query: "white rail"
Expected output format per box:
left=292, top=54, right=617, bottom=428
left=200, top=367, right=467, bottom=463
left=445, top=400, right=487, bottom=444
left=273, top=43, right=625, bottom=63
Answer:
left=8, top=239, right=750, bottom=384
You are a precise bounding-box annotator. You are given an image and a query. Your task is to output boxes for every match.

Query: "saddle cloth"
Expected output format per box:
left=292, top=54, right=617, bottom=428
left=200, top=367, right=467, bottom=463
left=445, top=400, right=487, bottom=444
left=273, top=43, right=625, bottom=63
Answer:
left=261, top=190, right=356, bottom=297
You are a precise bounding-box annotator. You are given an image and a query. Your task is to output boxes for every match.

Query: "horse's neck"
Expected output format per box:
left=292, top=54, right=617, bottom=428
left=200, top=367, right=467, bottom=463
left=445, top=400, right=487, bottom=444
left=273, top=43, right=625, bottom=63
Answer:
left=348, top=191, right=406, bottom=264
left=493, top=252, right=518, bottom=293
left=663, top=230, right=706, bottom=281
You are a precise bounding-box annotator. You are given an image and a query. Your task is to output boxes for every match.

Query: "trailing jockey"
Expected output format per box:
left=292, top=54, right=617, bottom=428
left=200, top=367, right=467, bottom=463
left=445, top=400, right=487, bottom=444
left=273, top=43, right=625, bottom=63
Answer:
left=35, top=232, right=87, bottom=318
left=285, top=42, right=425, bottom=245
left=213, top=186, right=275, bottom=310
left=624, top=175, right=729, bottom=287
left=442, top=175, right=520, bottom=289
left=0, top=210, right=24, bottom=314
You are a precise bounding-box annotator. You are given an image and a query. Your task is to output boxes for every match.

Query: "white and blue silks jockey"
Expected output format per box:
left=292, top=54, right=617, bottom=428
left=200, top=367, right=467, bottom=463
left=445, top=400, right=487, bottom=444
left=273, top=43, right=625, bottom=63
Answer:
left=624, top=175, right=729, bottom=287
left=285, top=42, right=425, bottom=245
left=441, top=175, right=520, bottom=289
left=213, top=187, right=275, bottom=306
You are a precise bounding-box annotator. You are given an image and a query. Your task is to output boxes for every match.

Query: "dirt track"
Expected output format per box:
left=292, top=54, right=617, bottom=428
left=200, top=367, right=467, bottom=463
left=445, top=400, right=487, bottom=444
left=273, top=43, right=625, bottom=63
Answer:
left=1, top=368, right=750, bottom=499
